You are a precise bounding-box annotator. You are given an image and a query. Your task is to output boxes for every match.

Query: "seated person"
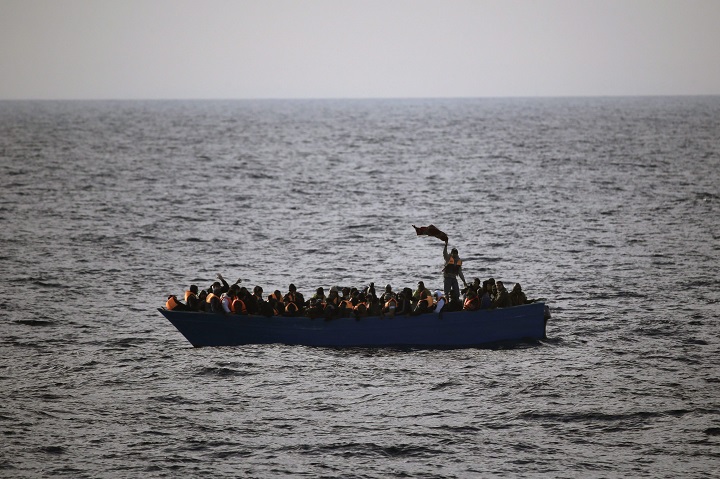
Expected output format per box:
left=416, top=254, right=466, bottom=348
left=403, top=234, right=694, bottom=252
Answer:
left=479, top=282, right=492, bottom=310
left=509, top=283, right=528, bottom=306
left=184, top=285, right=201, bottom=311
left=306, top=298, right=325, bottom=319
left=267, top=290, right=284, bottom=315
left=165, top=295, right=187, bottom=311
left=353, top=292, right=369, bottom=319
left=324, top=288, right=341, bottom=319
left=381, top=292, right=398, bottom=317
left=411, top=290, right=434, bottom=315
left=205, top=288, right=224, bottom=314
left=492, top=281, right=512, bottom=308
left=433, top=291, right=446, bottom=313
left=412, top=281, right=432, bottom=304
left=231, top=290, right=248, bottom=315
left=463, top=289, right=480, bottom=311
left=283, top=284, right=305, bottom=316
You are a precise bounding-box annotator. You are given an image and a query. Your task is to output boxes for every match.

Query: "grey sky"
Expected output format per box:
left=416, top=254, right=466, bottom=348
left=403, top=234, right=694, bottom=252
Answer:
left=2, top=0, right=719, bottom=99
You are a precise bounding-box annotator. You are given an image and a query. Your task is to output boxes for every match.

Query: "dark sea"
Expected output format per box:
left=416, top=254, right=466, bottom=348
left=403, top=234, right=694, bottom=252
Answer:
left=1, top=97, right=719, bottom=478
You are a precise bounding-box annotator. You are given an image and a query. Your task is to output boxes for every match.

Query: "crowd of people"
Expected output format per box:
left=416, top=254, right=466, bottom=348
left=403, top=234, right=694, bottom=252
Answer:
left=164, top=274, right=534, bottom=320
left=165, top=242, right=536, bottom=318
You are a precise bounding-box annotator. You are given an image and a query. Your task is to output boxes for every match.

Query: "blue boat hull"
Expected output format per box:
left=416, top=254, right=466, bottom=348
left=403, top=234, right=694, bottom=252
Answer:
left=158, top=302, right=548, bottom=348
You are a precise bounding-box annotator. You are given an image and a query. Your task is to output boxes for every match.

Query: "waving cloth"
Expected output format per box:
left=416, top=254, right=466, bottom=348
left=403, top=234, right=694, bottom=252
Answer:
left=412, top=224, right=448, bottom=243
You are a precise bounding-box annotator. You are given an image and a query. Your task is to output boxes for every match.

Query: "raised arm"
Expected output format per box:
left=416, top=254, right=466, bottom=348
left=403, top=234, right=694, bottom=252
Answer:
left=216, top=273, right=230, bottom=292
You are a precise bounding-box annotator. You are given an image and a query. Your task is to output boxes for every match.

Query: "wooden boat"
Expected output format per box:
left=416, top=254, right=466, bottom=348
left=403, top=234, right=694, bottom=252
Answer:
left=158, top=302, right=549, bottom=348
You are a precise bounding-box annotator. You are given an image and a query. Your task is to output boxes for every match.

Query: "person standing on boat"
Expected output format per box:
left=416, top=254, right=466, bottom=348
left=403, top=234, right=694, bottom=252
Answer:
left=442, top=241, right=467, bottom=304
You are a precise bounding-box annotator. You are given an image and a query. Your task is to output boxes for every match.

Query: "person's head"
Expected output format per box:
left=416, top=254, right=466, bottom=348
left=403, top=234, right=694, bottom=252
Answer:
left=289, top=283, right=297, bottom=292
left=190, top=284, right=198, bottom=294
left=417, top=281, right=425, bottom=289
left=253, top=285, right=263, bottom=296
left=385, top=284, right=392, bottom=293
left=199, top=290, right=208, bottom=299
left=212, top=282, right=222, bottom=294
left=497, top=281, right=505, bottom=291
left=316, top=287, right=324, bottom=296
left=451, top=248, right=458, bottom=256
left=512, top=283, right=522, bottom=293
left=472, top=278, right=480, bottom=287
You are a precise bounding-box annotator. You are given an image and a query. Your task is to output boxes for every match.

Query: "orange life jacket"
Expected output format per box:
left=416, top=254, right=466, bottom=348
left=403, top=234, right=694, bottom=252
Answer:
left=285, top=302, right=299, bottom=313
left=231, top=298, right=247, bottom=315
left=421, top=296, right=434, bottom=308
left=444, top=256, right=463, bottom=276
left=206, top=292, right=218, bottom=304
left=384, top=297, right=398, bottom=309
left=166, top=295, right=181, bottom=310
left=184, top=290, right=197, bottom=302
left=464, top=296, right=480, bottom=311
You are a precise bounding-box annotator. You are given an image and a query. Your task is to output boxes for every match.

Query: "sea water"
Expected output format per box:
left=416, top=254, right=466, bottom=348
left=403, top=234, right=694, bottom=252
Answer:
left=1, top=97, right=719, bottom=478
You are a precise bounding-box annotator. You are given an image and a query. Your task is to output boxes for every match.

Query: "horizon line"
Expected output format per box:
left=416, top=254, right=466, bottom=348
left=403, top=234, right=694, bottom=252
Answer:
left=2, top=93, right=719, bottom=102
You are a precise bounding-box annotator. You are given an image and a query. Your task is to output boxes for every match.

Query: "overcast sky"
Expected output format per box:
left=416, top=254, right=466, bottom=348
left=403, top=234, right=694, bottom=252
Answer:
left=2, top=0, right=719, bottom=100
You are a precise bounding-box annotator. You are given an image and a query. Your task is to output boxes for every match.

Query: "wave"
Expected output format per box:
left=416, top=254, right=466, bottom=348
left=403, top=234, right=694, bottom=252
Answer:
left=287, top=441, right=444, bottom=459
left=14, top=319, right=55, bottom=326
left=520, top=408, right=692, bottom=425
left=195, top=366, right=252, bottom=378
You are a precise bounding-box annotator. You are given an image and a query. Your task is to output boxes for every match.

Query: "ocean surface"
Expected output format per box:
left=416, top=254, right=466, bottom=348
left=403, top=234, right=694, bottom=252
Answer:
left=1, top=97, right=719, bottom=478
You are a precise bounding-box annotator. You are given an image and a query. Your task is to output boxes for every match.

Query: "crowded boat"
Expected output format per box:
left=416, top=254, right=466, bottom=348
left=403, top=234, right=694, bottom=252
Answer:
left=164, top=273, right=538, bottom=320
